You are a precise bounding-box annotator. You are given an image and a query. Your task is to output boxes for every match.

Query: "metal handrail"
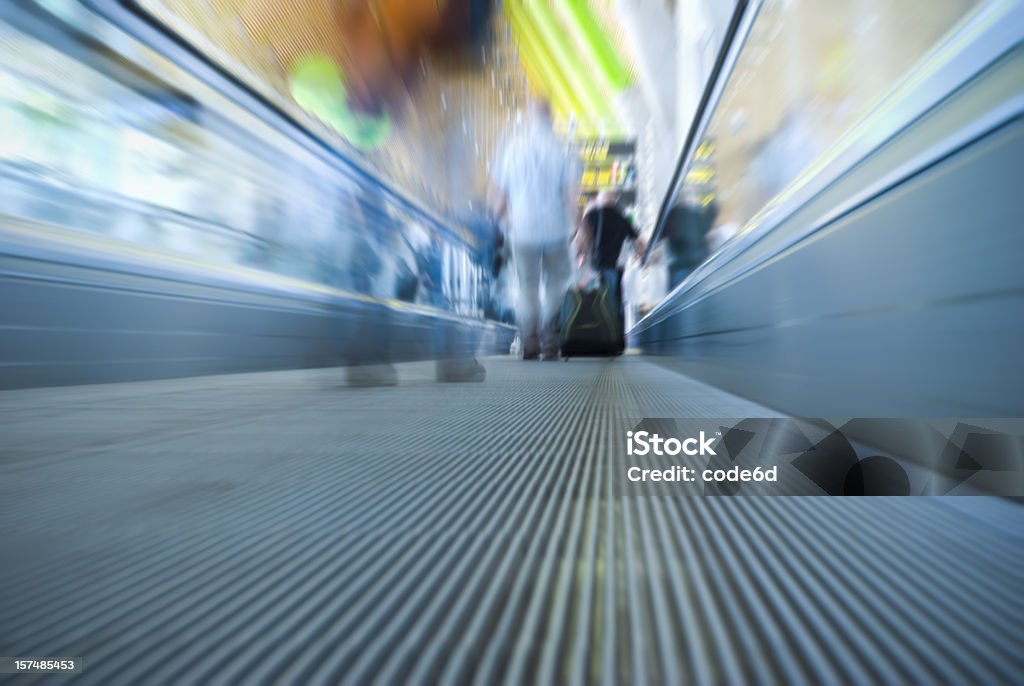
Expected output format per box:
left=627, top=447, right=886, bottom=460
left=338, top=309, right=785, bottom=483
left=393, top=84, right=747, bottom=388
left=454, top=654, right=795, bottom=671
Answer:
left=0, top=162, right=271, bottom=247
left=641, top=0, right=762, bottom=266
left=632, top=0, right=1023, bottom=331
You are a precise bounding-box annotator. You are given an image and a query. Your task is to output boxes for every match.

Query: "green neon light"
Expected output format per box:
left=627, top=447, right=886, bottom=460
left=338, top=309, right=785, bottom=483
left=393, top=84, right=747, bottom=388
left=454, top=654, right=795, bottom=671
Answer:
left=526, top=0, right=617, bottom=125
left=507, top=8, right=573, bottom=118
left=288, top=54, right=390, bottom=150
left=507, top=1, right=593, bottom=127
left=561, top=0, right=633, bottom=91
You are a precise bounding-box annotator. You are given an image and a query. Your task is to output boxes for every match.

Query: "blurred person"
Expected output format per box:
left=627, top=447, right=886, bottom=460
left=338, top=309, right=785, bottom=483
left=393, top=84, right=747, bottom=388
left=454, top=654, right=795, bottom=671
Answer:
left=580, top=189, right=646, bottom=314
left=431, top=234, right=488, bottom=382
left=348, top=227, right=384, bottom=296
left=389, top=225, right=421, bottom=302
left=463, top=211, right=507, bottom=320
left=417, top=232, right=446, bottom=308
left=343, top=192, right=397, bottom=387
left=492, top=100, right=580, bottom=360
left=345, top=224, right=487, bottom=385
left=487, top=224, right=516, bottom=325
left=559, top=190, right=638, bottom=357
left=662, top=189, right=717, bottom=288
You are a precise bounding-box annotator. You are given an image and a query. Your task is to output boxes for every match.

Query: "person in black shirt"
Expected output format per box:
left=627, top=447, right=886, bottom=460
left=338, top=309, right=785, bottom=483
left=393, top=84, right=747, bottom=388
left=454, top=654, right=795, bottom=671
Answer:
left=581, top=191, right=646, bottom=303
left=662, top=196, right=718, bottom=288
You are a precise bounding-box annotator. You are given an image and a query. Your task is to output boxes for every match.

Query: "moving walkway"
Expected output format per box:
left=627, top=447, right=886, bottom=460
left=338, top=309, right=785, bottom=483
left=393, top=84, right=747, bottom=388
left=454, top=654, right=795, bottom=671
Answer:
left=1, top=1, right=1022, bottom=684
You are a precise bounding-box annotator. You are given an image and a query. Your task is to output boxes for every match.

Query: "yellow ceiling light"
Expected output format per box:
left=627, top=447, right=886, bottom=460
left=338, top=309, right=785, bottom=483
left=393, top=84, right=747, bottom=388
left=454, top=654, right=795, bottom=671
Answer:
left=524, top=0, right=618, bottom=125
left=557, top=0, right=634, bottom=91
left=504, top=0, right=625, bottom=133
left=506, top=0, right=596, bottom=130
left=506, top=8, right=576, bottom=126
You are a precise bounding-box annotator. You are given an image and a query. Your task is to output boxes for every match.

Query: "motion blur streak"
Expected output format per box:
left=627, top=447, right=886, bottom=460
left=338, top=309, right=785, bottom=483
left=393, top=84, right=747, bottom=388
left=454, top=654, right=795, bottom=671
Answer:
left=1, top=0, right=1023, bottom=684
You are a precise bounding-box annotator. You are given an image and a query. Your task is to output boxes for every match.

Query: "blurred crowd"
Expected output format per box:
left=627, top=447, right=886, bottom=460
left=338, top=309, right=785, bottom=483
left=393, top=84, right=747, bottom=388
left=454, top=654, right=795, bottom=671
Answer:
left=4, top=0, right=983, bottom=357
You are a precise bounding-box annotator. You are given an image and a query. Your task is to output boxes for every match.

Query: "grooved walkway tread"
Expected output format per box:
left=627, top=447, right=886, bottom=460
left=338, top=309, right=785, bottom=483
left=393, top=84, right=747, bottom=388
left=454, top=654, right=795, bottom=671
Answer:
left=1, top=358, right=1022, bottom=685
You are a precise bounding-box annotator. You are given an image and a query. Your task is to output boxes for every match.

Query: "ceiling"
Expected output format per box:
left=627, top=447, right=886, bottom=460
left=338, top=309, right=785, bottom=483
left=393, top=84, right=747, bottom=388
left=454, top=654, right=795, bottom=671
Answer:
left=133, top=0, right=654, bottom=215
left=503, top=0, right=637, bottom=138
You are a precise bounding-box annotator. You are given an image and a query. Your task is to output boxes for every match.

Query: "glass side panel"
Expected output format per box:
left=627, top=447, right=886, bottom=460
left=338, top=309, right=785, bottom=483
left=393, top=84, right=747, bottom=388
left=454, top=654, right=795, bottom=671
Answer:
left=0, top=1, right=500, bottom=318
left=654, top=0, right=983, bottom=294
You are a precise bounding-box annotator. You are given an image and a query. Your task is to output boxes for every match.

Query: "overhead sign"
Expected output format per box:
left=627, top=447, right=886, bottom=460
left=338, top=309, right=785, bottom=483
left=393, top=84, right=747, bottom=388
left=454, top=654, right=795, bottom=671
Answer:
left=578, top=139, right=636, bottom=163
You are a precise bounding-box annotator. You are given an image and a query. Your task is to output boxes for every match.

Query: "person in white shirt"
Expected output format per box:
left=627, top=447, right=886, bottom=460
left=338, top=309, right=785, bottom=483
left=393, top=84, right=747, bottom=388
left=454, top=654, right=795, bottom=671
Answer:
left=492, top=100, right=581, bottom=360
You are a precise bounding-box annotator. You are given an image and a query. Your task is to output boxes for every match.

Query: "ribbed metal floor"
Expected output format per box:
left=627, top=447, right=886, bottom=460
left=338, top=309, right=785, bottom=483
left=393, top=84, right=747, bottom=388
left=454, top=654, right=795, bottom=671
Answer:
left=1, top=358, right=1022, bottom=685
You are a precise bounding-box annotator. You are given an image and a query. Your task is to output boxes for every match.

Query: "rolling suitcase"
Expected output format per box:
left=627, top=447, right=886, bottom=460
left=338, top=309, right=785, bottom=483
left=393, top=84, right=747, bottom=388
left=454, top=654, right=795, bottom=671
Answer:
left=560, top=206, right=624, bottom=357
left=559, top=272, right=625, bottom=357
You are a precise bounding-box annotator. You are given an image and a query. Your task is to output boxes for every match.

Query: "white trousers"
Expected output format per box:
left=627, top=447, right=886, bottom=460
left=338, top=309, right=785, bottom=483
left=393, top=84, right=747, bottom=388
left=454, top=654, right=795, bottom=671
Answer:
left=512, top=241, right=572, bottom=355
